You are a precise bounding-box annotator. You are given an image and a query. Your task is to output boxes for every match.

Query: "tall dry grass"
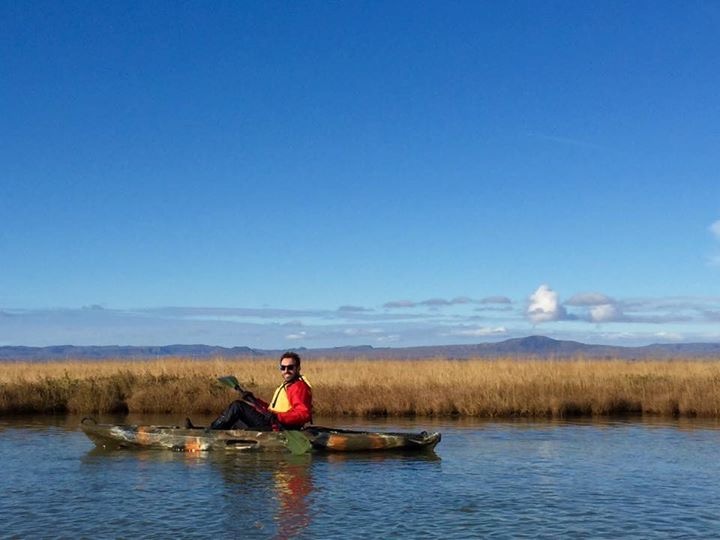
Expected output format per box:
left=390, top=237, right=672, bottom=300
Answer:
left=2, top=356, right=720, bottom=417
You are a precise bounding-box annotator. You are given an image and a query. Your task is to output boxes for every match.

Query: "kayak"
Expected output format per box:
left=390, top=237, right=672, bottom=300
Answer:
left=80, top=418, right=441, bottom=453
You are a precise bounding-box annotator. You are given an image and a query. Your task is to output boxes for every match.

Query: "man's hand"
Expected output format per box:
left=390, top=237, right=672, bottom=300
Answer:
left=233, top=384, right=253, bottom=401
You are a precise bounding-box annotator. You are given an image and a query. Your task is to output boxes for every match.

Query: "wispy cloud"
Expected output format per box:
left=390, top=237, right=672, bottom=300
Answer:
left=419, top=298, right=454, bottom=307
left=473, top=305, right=514, bottom=313
left=147, top=306, right=332, bottom=320
left=342, top=328, right=384, bottom=336
left=337, top=305, right=373, bottom=313
left=4, top=290, right=720, bottom=348
left=384, top=295, right=512, bottom=309
left=566, top=292, right=615, bottom=306
left=444, top=326, right=508, bottom=337
left=480, top=296, right=512, bottom=304
left=383, top=300, right=417, bottom=309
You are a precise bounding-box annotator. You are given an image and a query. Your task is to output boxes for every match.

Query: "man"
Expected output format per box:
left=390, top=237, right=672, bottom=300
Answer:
left=208, top=351, right=312, bottom=430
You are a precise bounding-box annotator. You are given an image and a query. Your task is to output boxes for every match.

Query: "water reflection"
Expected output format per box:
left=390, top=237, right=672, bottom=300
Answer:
left=79, top=442, right=441, bottom=539
left=5, top=416, right=720, bottom=538
left=272, top=455, right=313, bottom=539
left=81, top=446, right=316, bottom=538
left=205, top=452, right=316, bottom=539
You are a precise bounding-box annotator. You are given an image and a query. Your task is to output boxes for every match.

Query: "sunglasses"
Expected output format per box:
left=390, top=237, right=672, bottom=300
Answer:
left=279, top=364, right=296, bottom=372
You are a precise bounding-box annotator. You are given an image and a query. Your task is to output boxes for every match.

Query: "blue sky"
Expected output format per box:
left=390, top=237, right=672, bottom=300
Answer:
left=2, top=1, right=719, bottom=348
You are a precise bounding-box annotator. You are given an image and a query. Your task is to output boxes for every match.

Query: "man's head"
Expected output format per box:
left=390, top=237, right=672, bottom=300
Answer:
left=279, top=351, right=301, bottom=383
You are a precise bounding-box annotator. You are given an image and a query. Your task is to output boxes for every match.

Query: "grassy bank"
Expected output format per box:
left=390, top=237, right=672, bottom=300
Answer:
left=2, top=357, right=720, bottom=418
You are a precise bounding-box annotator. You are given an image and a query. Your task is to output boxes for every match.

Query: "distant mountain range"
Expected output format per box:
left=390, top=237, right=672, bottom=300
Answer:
left=2, top=336, right=720, bottom=361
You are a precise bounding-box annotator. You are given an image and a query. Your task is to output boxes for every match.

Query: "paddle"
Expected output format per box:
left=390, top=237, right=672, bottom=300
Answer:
left=217, top=376, right=312, bottom=455
left=217, top=375, right=243, bottom=392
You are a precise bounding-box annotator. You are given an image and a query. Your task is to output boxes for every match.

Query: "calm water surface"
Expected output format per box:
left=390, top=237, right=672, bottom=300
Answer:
left=1, top=416, right=720, bottom=538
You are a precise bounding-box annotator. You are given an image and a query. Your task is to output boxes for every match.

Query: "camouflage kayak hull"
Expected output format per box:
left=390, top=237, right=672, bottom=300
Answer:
left=80, top=419, right=441, bottom=453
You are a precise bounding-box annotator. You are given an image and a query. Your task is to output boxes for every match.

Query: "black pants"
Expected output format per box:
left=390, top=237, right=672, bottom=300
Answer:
left=210, top=400, right=273, bottom=430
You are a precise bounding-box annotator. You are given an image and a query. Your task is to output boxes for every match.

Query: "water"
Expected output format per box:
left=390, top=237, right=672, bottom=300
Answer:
left=2, top=416, right=720, bottom=538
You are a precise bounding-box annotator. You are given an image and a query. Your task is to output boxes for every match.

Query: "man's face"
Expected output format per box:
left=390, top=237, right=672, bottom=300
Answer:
left=279, top=358, right=298, bottom=382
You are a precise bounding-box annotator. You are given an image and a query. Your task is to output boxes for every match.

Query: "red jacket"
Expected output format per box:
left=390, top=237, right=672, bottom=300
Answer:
left=257, top=376, right=313, bottom=429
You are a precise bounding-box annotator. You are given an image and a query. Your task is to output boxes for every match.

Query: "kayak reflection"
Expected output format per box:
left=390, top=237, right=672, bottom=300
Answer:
left=80, top=437, right=440, bottom=538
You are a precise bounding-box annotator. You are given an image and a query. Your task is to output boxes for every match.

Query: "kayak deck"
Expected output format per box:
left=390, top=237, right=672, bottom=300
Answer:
left=80, top=419, right=441, bottom=453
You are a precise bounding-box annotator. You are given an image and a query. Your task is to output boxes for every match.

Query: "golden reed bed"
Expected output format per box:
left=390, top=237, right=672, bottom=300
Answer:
left=1, top=356, right=720, bottom=418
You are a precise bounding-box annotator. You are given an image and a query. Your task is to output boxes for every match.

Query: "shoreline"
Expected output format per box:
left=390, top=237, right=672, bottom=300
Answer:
left=2, top=356, right=720, bottom=418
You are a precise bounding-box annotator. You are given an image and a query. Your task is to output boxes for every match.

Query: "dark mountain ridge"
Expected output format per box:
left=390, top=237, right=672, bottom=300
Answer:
left=2, top=336, right=720, bottom=361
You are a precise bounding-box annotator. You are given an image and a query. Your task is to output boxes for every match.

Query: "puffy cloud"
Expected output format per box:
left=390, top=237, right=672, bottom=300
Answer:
left=564, top=292, right=624, bottom=322
left=527, top=285, right=567, bottom=323
left=589, top=303, right=622, bottom=322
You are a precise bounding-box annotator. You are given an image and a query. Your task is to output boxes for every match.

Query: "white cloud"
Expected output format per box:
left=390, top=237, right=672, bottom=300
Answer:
left=527, top=284, right=566, bottom=323
left=589, top=303, right=622, bottom=322
left=710, top=220, right=720, bottom=239
left=654, top=331, right=684, bottom=341
left=342, top=328, right=383, bottom=336
left=285, top=331, right=307, bottom=340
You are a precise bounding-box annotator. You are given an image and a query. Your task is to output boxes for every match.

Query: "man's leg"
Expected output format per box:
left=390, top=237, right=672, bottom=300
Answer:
left=209, top=400, right=273, bottom=430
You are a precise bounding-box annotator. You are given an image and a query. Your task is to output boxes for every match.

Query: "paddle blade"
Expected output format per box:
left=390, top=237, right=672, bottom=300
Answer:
left=284, top=431, right=312, bottom=455
left=217, top=375, right=241, bottom=391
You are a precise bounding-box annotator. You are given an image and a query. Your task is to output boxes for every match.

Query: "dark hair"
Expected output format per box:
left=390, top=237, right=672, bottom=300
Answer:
left=280, top=351, right=301, bottom=369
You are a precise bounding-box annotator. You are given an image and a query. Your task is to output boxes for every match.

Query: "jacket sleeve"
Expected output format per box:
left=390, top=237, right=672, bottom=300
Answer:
left=276, top=380, right=312, bottom=428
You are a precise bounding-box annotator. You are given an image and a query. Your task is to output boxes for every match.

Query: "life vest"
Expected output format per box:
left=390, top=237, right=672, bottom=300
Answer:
left=269, top=376, right=311, bottom=413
